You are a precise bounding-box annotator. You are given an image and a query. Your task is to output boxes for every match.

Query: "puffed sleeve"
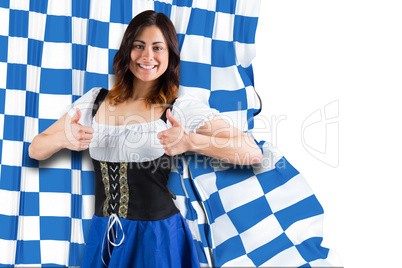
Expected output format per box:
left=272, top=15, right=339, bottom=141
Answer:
left=170, top=94, right=220, bottom=133
left=66, top=87, right=102, bottom=127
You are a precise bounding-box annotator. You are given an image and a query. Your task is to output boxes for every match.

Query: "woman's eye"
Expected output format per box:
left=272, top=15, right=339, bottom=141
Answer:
left=133, top=45, right=143, bottom=49
left=154, top=46, right=163, bottom=51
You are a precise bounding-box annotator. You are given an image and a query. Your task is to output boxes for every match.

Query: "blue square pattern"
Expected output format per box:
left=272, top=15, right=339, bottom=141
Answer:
left=39, top=168, right=72, bottom=193
left=227, top=196, right=272, bottom=234
left=7, top=63, right=27, bottom=90
left=38, top=118, right=56, bottom=133
left=25, top=90, right=39, bottom=118
left=0, top=0, right=9, bottom=8
left=176, top=33, right=185, bottom=51
left=0, top=215, right=18, bottom=240
left=69, top=243, right=86, bottom=267
left=296, top=237, right=329, bottom=263
left=71, top=151, right=82, bottom=170
left=27, top=39, right=43, bottom=67
left=198, top=223, right=212, bottom=248
left=108, top=49, right=117, bottom=74
left=166, top=171, right=185, bottom=197
left=204, top=191, right=226, bottom=222
left=186, top=154, right=215, bottom=178
left=274, top=195, right=324, bottom=231
left=256, top=157, right=299, bottom=194
left=179, top=61, right=211, bottom=89
left=215, top=164, right=255, bottom=190
left=0, top=35, right=7, bottom=62
left=44, top=15, right=72, bottom=43
left=183, top=177, right=200, bottom=204
left=183, top=197, right=198, bottom=221
left=40, top=216, right=71, bottom=240
left=247, top=233, right=294, bottom=267
left=82, top=218, right=92, bottom=241
left=172, top=0, right=193, bottom=7
left=213, top=235, right=246, bottom=267
left=9, top=10, right=29, bottom=38
left=29, top=0, right=48, bottom=14
left=3, top=114, right=25, bottom=142
left=19, top=192, right=40, bottom=216
left=0, top=88, right=5, bottom=113
left=23, top=143, right=34, bottom=165
left=71, top=194, right=82, bottom=219
left=88, top=19, right=109, bottom=49
left=110, top=0, right=132, bottom=24
left=84, top=72, right=108, bottom=92
left=237, top=65, right=254, bottom=87
left=233, top=15, right=259, bottom=44
left=186, top=8, right=215, bottom=38
left=40, top=68, right=72, bottom=94
left=81, top=170, right=95, bottom=195
left=193, top=240, right=207, bottom=263
left=72, top=0, right=90, bottom=19
left=15, top=240, right=41, bottom=264
left=216, top=0, right=237, bottom=14
left=211, top=40, right=236, bottom=68
left=0, top=140, right=2, bottom=163
left=72, top=44, right=87, bottom=70
left=154, top=1, right=172, bottom=18
left=22, top=142, right=39, bottom=168
left=209, top=89, right=247, bottom=112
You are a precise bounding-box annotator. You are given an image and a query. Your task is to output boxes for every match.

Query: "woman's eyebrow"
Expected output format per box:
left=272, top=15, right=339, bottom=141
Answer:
left=133, top=40, right=165, bottom=45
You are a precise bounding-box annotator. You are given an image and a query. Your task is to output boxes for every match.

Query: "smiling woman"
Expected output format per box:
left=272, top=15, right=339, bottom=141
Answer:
left=28, top=9, right=262, bottom=268
left=109, top=10, right=180, bottom=108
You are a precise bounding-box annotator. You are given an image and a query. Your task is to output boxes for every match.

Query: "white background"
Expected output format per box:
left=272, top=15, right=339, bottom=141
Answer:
left=253, top=1, right=402, bottom=267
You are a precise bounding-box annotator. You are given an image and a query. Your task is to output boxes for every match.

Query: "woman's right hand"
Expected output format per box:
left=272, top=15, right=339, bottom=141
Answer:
left=65, top=108, right=94, bottom=151
left=29, top=107, right=94, bottom=160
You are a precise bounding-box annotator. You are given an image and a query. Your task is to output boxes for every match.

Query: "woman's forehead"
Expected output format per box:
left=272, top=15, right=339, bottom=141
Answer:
left=134, top=26, right=166, bottom=42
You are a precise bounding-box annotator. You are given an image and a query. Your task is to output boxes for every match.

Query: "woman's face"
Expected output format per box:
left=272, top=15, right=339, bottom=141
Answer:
left=129, top=25, right=169, bottom=87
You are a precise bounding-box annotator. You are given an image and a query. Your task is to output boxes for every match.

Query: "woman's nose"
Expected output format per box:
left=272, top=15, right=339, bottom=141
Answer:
left=142, top=48, right=153, bottom=61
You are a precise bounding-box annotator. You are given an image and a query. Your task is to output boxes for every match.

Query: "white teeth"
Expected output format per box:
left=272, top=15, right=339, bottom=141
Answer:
left=139, top=64, right=155, bottom=70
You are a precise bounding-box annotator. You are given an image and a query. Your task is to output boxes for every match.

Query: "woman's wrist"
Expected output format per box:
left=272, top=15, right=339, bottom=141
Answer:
left=187, top=131, right=209, bottom=154
left=52, top=130, right=65, bottom=150
left=186, top=131, right=196, bottom=152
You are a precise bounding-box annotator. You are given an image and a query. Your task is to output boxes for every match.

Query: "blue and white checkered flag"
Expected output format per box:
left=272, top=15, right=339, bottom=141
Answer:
left=0, top=0, right=341, bottom=266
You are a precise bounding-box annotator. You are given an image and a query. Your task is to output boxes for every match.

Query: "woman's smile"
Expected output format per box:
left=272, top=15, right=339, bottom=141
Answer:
left=138, top=64, right=157, bottom=70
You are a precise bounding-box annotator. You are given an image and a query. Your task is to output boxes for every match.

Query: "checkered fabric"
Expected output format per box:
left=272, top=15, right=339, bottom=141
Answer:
left=0, top=0, right=341, bottom=267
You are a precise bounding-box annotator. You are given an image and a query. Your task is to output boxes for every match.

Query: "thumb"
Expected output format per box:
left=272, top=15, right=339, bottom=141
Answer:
left=166, top=108, right=180, bottom=127
left=71, top=108, right=81, bottom=124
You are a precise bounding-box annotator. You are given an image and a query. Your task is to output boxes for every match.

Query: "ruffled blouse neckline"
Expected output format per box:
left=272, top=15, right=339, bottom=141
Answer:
left=92, top=118, right=168, bottom=133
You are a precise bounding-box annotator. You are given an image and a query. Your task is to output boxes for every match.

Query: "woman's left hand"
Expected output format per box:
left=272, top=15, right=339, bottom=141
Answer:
left=157, top=109, right=191, bottom=156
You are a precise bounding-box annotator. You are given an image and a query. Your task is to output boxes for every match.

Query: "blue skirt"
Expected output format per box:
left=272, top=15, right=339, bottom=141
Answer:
left=81, top=213, right=201, bottom=268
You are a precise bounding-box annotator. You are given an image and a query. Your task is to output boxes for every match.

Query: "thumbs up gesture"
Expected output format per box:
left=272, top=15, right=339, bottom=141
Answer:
left=66, top=108, right=94, bottom=151
left=157, top=109, right=190, bottom=156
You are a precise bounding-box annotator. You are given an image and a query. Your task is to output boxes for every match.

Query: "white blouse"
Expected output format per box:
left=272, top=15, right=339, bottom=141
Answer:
left=67, top=87, right=219, bottom=163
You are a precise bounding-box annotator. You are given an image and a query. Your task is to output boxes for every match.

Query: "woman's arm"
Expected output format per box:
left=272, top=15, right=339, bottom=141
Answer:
left=29, top=108, right=94, bottom=160
left=157, top=109, right=262, bottom=165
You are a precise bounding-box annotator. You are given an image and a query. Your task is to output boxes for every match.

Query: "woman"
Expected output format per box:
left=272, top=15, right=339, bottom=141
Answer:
left=29, top=10, right=262, bottom=268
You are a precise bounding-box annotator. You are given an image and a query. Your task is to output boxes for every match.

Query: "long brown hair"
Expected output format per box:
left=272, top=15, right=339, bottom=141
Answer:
left=109, top=10, right=180, bottom=107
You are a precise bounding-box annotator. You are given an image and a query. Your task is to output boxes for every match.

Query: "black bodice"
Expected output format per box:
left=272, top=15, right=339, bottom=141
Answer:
left=92, top=155, right=179, bottom=221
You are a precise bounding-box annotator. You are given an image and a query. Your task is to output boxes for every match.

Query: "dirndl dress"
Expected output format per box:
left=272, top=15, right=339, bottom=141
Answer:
left=65, top=88, right=217, bottom=268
